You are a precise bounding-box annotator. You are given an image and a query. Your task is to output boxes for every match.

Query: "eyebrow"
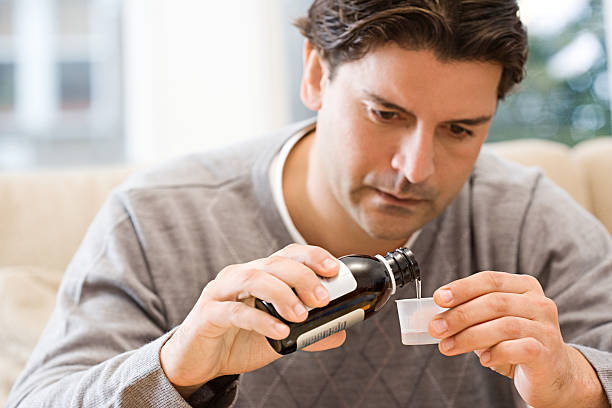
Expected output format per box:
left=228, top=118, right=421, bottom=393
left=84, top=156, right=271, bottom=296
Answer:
left=362, top=90, right=494, bottom=126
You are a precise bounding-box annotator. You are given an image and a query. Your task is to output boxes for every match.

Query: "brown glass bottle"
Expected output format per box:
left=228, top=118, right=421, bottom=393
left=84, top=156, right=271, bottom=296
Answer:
left=254, top=247, right=420, bottom=355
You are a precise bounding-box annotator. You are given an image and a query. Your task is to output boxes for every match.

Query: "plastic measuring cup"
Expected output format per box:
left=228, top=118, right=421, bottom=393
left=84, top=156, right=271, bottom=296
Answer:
left=396, top=297, right=448, bottom=345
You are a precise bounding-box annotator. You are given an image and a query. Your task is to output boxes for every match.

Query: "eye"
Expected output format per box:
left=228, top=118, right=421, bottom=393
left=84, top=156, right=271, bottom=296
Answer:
left=365, top=105, right=400, bottom=122
left=374, top=109, right=399, bottom=121
left=446, top=123, right=474, bottom=139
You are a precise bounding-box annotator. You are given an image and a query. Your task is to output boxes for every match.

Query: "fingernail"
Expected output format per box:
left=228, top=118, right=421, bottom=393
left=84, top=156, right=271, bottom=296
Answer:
left=441, top=337, right=454, bottom=352
left=293, top=302, right=307, bottom=317
left=323, top=258, right=338, bottom=270
left=431, top=318, right=448, bottom=334
left=481, top=351, right=491, bottom=363
left=314, top=285, right=329, bottom=302
left=438, top=289, right=453, bottom=305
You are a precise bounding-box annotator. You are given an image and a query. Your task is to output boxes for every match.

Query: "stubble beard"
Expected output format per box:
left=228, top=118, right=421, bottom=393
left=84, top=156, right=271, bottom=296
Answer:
left=345, top=188, right=429, bottom=241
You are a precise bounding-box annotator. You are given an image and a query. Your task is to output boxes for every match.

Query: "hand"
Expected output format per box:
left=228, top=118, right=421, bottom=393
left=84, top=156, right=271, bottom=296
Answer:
left=429, top=271, right=608, bottom=408
left=160, top=244, right=346, bottom=397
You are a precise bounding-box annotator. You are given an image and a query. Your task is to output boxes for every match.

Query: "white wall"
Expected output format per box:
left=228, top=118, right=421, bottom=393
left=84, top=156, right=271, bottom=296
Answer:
left=124, top=0, right=291, bottom=163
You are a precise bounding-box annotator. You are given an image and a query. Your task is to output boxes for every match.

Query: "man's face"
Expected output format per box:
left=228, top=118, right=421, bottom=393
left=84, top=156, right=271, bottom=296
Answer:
left=308, top=44, right=502, bottom=241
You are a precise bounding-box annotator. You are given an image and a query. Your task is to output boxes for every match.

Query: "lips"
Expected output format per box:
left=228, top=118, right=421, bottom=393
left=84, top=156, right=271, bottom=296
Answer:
left=375, top=189, right=427, bottom=202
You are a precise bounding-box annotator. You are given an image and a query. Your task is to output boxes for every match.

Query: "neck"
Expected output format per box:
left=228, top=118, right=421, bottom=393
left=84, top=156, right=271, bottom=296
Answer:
left=283, top=131, right=409, bottom=258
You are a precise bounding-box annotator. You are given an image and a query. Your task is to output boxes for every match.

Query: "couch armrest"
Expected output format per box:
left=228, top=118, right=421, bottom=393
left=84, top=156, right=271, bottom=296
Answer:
left=0, top=266, right=63, bottom=407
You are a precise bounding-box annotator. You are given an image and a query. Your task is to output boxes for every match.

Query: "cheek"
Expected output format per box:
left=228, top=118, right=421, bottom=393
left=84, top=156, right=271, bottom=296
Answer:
left=328, top=139, right=365, bottom=182
left=435, top=141, right=483, bottom=193
left=323, top=130, right=384, bottom=197
left=339, top=126, right=387, bottom=176
left=318, top=94, right=395, bottom=185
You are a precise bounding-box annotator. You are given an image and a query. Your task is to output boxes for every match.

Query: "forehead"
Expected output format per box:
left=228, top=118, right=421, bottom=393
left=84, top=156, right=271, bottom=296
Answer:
left=332, top=44, right=501, bottom=116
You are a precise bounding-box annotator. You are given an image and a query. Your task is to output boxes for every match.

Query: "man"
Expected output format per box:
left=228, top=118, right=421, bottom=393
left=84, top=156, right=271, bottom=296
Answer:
left=8, top=1, right=612, bottom=407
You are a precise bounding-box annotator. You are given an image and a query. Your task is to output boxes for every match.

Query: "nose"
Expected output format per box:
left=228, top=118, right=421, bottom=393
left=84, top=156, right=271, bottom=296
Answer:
left=390, top=124, right=435, bottom=184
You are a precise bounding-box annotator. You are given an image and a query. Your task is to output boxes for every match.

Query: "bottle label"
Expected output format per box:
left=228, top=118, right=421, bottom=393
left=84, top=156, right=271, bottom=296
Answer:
left=317, top=261, right=357, bottom=303
left=296, top=308, right=365, bottom=350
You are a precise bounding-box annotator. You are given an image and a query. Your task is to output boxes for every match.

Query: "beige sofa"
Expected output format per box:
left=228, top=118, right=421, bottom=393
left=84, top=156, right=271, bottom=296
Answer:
left=1, top=138, right=611, bottom=405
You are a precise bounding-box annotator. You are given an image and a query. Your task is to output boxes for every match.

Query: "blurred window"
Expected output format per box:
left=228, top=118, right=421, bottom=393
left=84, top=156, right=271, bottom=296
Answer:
left=0, top=0, right=15, bottom=139
left=0, top=63, right=14, bottom=111
left=0, top=0, right=122, bottom=170
left=0, top=0, right=13, bottom=36
left=57, top=0, right=89, bottom=36
left=489, top=0, right=610, bottom=145
left=59, top=61, right=91, bottom=110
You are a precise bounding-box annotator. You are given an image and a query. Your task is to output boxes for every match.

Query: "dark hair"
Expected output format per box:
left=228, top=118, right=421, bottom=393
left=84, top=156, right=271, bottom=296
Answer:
left=295, top=0, right=528, bottom=99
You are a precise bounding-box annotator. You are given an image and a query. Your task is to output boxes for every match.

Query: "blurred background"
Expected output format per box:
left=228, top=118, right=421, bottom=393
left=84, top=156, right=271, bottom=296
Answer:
left=0, top=0, right=610, bottom=170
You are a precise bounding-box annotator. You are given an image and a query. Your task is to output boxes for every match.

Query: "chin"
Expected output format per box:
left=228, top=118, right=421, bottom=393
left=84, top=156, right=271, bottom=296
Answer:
left=354, top=203, right=437, bottom=241
left=367, top=230, right=414, bottom=241
left=358, top=215, right=419, bottom=241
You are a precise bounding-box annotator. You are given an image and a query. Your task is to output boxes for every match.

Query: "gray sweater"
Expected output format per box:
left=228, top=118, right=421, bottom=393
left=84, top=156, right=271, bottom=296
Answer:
left=8, top=120, right=612, bottom=407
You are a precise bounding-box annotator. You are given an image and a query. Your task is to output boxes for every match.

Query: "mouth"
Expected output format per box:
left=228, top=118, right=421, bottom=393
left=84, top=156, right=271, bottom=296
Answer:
left=373, top=189, right=428, bottom=206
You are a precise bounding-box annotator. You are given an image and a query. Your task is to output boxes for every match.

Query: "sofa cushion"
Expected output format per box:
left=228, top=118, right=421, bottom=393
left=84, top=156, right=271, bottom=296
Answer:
left=0, top=266, right=63, bottom=406
left=0, top=167, right=134, bottom=271
left=573, top=138, right=612, bottom=236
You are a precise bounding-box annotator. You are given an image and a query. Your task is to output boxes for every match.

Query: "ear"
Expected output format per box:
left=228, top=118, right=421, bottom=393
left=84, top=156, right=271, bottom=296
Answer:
left=300, top=39, right=328, bottom=111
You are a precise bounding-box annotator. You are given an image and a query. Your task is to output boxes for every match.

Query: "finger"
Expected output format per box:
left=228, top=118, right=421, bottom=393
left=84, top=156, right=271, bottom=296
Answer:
left=478, top=337, right=543, bottom=370
left=206, top=267, right=309, bottom=322
left=249, top=256, right=331, bottom=308
left=273, top=243, right=340, bottom=278
left=429, top=292, right=551, bottom=339
left=202, top=301, right=290, bottom=340
left=472, top=350, right=514, bottom=377
left=302, top=330, right=346, bottom=352
left=438, top=315, right=544, bottom=356
left=433, top=271, right=544, bottom=308
left=487, top=364, right=515, bottom=378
